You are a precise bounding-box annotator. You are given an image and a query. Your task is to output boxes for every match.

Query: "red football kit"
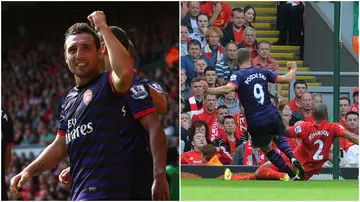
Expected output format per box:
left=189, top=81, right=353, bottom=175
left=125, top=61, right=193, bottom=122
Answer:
left=288, top=120, right=346, bottom=180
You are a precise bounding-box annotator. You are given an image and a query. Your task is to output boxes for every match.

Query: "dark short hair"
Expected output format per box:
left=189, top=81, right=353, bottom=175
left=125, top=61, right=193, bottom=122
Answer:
left=346, top=111, right=359, bottom=120
left=64, top=23, right=100, bottom=50
left=204, top=66, right=216, bottom=75
left=187, top=39, right=201, bottom=49
left=217, top=105, right=228, bottom=112
left=231, top=7, right=243, bottom=18
left=339, top=97, right=351, bottom=105
left=294, top=80, right=308, bottom=89
left=225, top=41, right=238, bottom=50
left=196, top=13, right=209, bottom=22
left=223, top=115, right=235, bottom=124
left=109, top=26, right=130, bottom=50
left=200, top=144, right=218, bottom=162
left=236, top=48, right=251, bottom=65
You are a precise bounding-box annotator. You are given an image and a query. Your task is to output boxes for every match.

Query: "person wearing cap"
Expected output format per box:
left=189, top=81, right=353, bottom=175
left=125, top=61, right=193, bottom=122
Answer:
left=349, top=87, right=359, bottom=113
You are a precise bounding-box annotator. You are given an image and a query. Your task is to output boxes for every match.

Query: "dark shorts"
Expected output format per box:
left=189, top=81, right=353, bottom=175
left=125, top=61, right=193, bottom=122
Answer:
left=247, top=116, right=285, bottom=147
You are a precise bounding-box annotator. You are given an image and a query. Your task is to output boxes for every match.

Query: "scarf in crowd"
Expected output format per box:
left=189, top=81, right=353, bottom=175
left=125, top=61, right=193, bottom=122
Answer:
left=203, top=43, right=224, bottom=63
left=243, top=140, right=266, bottom=165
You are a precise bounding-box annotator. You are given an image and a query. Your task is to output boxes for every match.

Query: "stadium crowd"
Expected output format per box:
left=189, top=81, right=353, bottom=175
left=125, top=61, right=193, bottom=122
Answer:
left=3, top=2, right=178, bottom=200
left=180, top=1, right=359, bottom=170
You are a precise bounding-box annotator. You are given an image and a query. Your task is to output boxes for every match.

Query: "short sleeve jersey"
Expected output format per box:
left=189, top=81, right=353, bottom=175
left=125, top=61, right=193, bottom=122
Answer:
left=229, top=67, right=279, bottom=125
left=58, top=72, right=156, bottom=200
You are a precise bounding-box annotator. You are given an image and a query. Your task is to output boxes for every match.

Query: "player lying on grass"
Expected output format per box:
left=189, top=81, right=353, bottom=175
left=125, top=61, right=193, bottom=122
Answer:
left=225, top=103, right=359, bottom=181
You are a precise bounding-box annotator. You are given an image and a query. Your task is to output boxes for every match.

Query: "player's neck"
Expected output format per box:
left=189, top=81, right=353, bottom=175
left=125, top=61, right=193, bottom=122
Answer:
left=314, top=118, right=325, bottom=124
left=208, top=83, right=216, bottom=88
left=239, top=61, right=252, bottom=69
left=75, top=72, right=101, bottom=87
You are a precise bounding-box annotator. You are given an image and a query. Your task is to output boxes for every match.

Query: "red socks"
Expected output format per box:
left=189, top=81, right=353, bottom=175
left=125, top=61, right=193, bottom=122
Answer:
left=256, top=167, right=286, bottom=180
left=231, top=173, right=256, bottom=180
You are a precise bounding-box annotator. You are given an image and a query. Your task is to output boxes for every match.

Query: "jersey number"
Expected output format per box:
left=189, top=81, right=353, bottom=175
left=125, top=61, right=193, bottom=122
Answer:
left=313, top=139, right=324, bottom=160
left=253, top=83, right=264, bottom=105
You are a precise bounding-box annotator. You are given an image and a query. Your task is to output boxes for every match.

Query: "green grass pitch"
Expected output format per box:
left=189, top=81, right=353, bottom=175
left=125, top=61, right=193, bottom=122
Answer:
left=181, top=179, right=359, bottom=201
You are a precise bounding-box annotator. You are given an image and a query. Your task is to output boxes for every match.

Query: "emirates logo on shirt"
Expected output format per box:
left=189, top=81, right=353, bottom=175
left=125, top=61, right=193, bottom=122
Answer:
left=83, top=89, right=93, bottom=105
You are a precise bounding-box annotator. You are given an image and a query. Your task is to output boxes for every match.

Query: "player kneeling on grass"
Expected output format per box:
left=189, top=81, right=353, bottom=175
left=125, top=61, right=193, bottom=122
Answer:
left=224, top=103, right=359, bottom=181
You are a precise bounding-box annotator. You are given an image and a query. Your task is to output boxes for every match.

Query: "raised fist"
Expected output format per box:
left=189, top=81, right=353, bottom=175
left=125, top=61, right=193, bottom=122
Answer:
left=87, top=11, right=108, bottom=31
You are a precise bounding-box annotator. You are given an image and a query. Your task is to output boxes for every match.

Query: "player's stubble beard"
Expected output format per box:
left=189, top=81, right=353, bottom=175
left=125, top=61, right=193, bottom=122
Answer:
left=70, top=58, right=102, bottom=85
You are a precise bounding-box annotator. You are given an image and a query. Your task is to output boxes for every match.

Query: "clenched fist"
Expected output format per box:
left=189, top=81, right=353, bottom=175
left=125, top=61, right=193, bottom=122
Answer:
left=87, top=11, right=108, bottom=32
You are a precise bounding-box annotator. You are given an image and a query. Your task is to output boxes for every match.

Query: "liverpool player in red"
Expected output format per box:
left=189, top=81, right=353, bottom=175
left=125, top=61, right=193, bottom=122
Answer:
left=225, top=103, right=359, bottom=181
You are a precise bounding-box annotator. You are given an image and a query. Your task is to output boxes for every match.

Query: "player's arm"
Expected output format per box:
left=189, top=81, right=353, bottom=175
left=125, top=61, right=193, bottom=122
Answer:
left=5, top=144, right=12, bottom=172
left=10, top=135, right=67, bottom=197
left=205, top=82, right=236, bottom=95
left=342, top=130, right=359, bottom=145
left=275, top=62, right=297, bottom=84
left=88, top=11, right=134, bottom=93
left=149, top=86, right=167, bottom=115
left=283, top=122, right=304, bottom=138
left=138, top=112, right=170, bottom=200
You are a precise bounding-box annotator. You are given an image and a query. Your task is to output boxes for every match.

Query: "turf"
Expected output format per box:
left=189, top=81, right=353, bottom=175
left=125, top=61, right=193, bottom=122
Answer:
left=181, top=179, right=359, bottom=201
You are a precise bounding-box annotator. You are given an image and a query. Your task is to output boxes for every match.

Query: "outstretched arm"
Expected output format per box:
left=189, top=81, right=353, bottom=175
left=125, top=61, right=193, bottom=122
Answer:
left=342, top=130, right=359, bottom=145
left=10, top=135, right=67, bottom=197
left=204, top=81, right=236, bottom=95
left=275, top=62, right=297, bottom=84
left=88, top=11, right=134, bottom=93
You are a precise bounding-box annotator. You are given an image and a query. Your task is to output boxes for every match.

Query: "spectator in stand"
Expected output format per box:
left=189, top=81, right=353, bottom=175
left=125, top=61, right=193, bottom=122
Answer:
left=346, top=143, right=359, bottom=167
left=220, top=115, right=242, bottom=157
left=181, top=39, right=214, bottom=84
left=210, top=105, right=229, bottom=142
left=344, top=111, right=359, bottom=151
left=221, top=8, right=246, bottom=46
left=215, top=42, right=239, bottom=86
left=181, top=123, right=208, bottom=164
left=188, top=14, right=209, bottom=49
left=183, top=77, right=204, bottom=118
left=180, top=112, right=191, bottom=144
left=181, top=1, right=201, bottom=34
left=243, top=6, right=256, bottom=28
left=200, top=1, right=232, bottom=29
left=312, top=93, right=323, bottom=104
left=274, top=1, right=304, bottom=46
left=204, top=66, right=218, bottom=88
left=181, top=24, right=190, bottom=56
left=238, top=27, right=258, bottom=59
left=253, top=40, right=281, bottom=98
left=181, top=68, right=192, bottom=101
left=282, top=105, right=299, bottom=151
left=287, top=80, right=307, bottom=112
left=2, top=108, right=14, bottom=201
left=202, top=27, right=225, bottom=65
left=192, top=93, right=217, bottom=128
left=290, top=92, right=315, bottom=125
left=349, top=87, right=359, bottom=113
left=194, top=58, right=208, bottom=80
left=232, top=131, right=266, bottom=166
left=216, top=91, right=240, bottom=116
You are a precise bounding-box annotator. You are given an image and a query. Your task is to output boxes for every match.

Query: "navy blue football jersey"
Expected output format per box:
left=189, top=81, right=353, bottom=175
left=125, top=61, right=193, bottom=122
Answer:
left=58, top=71, right=155, bottom=200
left=229, top=67, right=280, bottom=125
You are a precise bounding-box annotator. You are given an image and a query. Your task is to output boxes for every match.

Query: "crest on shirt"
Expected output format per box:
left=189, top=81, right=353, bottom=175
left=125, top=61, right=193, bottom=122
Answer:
left=230, top=74, right=237, bottom=81
left=130, top=84, right=148, bottom=100
left=295, top=125, right=302, bottom=134
left=83, top=89, right=93, bottom=105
